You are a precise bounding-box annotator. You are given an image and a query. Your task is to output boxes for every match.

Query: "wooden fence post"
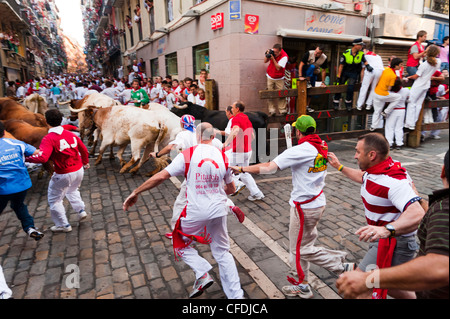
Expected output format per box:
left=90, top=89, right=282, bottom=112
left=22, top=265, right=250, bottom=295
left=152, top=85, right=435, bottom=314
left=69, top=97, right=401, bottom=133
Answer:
left=205, top=79, right=216, bottom=110
left=296, top=79, right=307, bottom=115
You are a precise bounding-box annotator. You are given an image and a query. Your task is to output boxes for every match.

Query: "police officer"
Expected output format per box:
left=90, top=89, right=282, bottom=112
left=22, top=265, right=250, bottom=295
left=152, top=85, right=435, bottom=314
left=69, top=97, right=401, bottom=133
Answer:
left=333, top=38, right=373, bottom=111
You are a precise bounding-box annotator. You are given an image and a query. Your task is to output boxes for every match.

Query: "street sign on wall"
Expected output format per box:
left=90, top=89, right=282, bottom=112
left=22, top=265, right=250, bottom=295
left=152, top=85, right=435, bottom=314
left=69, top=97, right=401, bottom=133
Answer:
left=229, top=0, right=241, bottom=20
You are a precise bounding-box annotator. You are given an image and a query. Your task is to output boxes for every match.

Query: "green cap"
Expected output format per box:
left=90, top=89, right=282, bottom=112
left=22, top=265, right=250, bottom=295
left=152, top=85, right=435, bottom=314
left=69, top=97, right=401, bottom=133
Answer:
left=292, top=115, right=316, bottom=133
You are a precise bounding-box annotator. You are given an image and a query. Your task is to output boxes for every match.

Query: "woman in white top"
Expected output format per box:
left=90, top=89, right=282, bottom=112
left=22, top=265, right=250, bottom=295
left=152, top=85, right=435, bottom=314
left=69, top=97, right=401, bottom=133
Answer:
left=404, top=45, right=441, bottom=130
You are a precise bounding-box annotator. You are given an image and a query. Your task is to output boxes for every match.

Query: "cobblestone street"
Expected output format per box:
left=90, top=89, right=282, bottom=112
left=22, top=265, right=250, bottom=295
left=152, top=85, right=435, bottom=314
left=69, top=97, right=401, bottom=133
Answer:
left=0, top=120, right=448, bottom=300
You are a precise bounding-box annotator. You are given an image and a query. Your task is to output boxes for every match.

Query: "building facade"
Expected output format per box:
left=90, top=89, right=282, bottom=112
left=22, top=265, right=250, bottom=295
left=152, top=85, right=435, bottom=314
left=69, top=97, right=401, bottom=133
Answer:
left=0, top=0, right=67, bottom=95
left=84, top=0, right=448, bottom=114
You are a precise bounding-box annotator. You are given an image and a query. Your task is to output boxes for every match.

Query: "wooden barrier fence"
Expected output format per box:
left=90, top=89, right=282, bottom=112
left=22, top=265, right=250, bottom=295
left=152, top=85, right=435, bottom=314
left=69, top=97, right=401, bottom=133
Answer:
left=259, top=78, right=449, bottom=148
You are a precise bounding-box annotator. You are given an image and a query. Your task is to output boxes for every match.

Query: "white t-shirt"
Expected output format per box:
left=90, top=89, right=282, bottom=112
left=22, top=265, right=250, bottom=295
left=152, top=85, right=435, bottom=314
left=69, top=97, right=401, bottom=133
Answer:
left=412, top=59, right=441, bottom=90
left=364, top=53, right=384, bottom=70
left=101, top=87, right=119, bottom=99
left=169, top=130, right=222, bottom=152
left=165, top=144, right=232, bottom=221
left=273, top=142, right=327, bottom=208
left=196, top=97, right=206, bottom=107
left=187, top=93, right=197, bottom=104
left=166, top=93, right=177, bottom=110
left=150, top=87, right=164, bottom=104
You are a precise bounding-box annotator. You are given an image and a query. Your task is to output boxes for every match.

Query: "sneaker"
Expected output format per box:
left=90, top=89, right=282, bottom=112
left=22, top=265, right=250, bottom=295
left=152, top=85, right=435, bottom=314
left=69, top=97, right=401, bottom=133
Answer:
left=165, top=232, right=173, bottom=239
left=431, top=135, right=441, bottom=140
left=27, top=227, right=44, bottom=241
left=231, top=182, right=246, bottom=197
left=50, top=225, right=72, bottom=233
left=248, top=192, right=264, bottom=201
left=369, top=127, right=376, bottom=132
left=306, top=81, right=312, bottom=89
left=230, top=206, right=245, bottom=223
left=306, top=107, right=315, bottom=113
left=389, top=145, right=394, bottom=151
left=343, top=262, right=356, bottom=272
left=381, top=111, right=387, bottom=118
left=396, top=145, right=403, bottom=150
left=356, top=106, right=362, bottom=111
left=420, top=135, right=425, bottom=142
left=365, top=105, right=372, bottom=110
left=78, top=210, right=87, bottom=221
left=333, top=100, right=340, bottom=110
left=189, top=272, right=214, bottom=298
left=282, top=284, right=314, bottom=299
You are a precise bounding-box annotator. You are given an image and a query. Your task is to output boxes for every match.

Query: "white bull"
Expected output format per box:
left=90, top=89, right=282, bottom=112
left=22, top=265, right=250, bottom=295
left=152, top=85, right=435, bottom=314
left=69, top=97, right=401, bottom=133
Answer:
left=22, top=93, right=48, bottom=115
left=71, top=104, right=168, bottom=175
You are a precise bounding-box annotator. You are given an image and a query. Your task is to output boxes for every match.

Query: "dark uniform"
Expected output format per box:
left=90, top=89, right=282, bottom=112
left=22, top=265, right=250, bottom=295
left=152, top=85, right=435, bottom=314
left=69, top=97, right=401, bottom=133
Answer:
left=333, top=39, right=373, bottom=111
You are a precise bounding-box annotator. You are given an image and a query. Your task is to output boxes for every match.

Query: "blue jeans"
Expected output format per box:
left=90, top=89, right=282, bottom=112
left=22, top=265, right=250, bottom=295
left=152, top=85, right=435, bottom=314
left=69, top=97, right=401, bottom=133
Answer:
left=406, top=66, right=418, bottom=76
left=0, top=190, right=35, bottom=233
left=301, top=64, right=317, bottom=87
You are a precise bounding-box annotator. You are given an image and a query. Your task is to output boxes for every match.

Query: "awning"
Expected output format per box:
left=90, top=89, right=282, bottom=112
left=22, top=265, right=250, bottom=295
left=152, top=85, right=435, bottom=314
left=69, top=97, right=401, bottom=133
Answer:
left=373, top=38, right=415, bottom=47
left=277, top=28, right=371, bottom=43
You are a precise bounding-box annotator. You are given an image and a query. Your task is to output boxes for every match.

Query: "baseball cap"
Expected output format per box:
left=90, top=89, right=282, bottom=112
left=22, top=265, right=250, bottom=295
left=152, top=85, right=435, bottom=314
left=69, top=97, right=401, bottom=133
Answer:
left=292, top=115, right=316, bottom=133
left=352, top=38, right=364, bottom=45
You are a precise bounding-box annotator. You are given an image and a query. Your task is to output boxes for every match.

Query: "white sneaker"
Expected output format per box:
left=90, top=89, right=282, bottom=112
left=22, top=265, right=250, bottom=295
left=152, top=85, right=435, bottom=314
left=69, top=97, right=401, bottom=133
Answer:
left=431, top=135, right=441, bottom=140
left=78, top=210, right=88, bottom=221
left=50, top=225, right=72, bottom=233
left=282, top=284, right=313, bottom=299
left=248, top=192, right=264, bottom=201
left=27, top=227, right=44, bottom=241
left=189, top=272, right=214, bottom=298
left=231, top=182, right=246, bottom=197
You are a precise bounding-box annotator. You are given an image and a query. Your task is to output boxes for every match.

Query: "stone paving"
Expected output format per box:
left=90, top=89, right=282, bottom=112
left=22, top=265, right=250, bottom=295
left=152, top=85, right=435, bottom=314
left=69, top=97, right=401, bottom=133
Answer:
left=0, top=114, right=448, bottom=300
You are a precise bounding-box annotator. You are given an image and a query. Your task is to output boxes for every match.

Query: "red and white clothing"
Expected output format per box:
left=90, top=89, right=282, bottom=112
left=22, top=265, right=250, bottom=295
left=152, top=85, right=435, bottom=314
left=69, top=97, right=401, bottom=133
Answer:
left=385, top=88, right=409, bottom=147
left=165, top=144, right=244, bottom=299
left=405, top=59, right=441, bottom=129
left=26, top=126, right=89, bottom=228
left=407, top=42, right=425, bottom=68
left=266, top=49, right=288, bottom=80
left=361, top=159, right=420, bottom=237
left=228, top=113, right=262, bottom=197
left=273, top=135, right=347, bottom=283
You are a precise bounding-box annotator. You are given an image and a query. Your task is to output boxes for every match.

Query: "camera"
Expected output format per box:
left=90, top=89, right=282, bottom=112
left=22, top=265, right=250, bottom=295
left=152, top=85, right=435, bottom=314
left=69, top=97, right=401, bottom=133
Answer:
left=265, top=49, right=275, bottom=59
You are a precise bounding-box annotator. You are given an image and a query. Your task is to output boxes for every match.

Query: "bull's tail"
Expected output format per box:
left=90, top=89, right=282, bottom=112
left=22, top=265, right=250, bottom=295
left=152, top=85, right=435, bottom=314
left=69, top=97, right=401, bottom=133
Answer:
left=154, top=122, right=168, bottom=153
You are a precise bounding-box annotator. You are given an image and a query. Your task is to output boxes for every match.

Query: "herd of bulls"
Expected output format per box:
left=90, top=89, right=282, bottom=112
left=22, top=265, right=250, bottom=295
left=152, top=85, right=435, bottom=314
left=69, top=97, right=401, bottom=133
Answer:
left=0, top=92, right=268, bottom=178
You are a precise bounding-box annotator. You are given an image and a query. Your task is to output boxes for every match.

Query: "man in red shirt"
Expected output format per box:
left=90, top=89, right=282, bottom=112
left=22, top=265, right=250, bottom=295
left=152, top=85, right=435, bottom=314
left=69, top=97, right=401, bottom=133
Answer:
left=223, top=101, right=264, bottom=201
left=264, top=43, right=289, bottom=116
left=406, top=30, right=428, bottom=76
left=27, top=109, right=90, bottom=232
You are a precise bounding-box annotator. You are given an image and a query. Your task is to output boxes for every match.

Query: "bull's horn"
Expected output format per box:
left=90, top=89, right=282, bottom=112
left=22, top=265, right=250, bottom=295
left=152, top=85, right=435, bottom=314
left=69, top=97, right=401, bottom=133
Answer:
left=58, top=100, right=71, bottom=105
left=173, top=103, right=188, bottom=110
left=68, top=105, right=89, bottom=113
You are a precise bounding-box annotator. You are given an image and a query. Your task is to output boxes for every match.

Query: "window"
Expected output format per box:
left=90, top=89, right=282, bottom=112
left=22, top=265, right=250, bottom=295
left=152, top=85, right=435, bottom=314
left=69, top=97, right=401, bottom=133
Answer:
left=151, top=58, right=159, bottom=77
left=144, top=1, right=155, bottom=34
left=193, top=42, right=209, bottom=76
left=166, top=52, right=178, bottom=76
left=166, top=0, right=174, bottom=23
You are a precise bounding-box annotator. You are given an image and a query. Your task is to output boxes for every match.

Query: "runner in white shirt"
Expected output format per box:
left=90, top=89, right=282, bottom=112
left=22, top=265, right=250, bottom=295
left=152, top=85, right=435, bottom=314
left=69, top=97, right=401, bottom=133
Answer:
left=357, top=46, right=385, bottom=111
left=230, top=115, right=349, bottom=299
left=123, top=122, right=244, bottom=299
left=149, top=115, right=244, bottom=232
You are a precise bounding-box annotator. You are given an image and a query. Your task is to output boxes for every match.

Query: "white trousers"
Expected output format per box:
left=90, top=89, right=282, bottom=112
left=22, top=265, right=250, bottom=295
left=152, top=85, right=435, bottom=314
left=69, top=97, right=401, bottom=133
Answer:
left=180, top=215, right=244, bottom=299
left=405, top=87, right=428, bottom=129
left=357, top=69, right=383, bottom=108
left=385, top=109, right=406, bottom=147
left=171, top=179, right=234, bottom=230
left=226, top=151, right=262, bottom=196
left=0, top=265, right=12, bottom=299
left=372, top=92, right=401, bottom=129
left=289, top=206, right=347, bottom=282
left=48, top=167, right=85, bottom=227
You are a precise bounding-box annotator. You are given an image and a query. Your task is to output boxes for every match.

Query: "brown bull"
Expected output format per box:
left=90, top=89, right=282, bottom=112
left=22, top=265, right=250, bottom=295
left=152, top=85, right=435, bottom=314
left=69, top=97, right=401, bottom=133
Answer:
left=0, top=98, right=47, bottom=127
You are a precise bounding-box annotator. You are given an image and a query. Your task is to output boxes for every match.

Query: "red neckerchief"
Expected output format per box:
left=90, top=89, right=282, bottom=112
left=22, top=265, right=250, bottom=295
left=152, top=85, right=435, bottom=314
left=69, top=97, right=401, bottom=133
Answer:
left=372, top=237, right=397, bottom=299
left=297, top=134, right=328, bottom=159
left=365, top=157, right=407, bottom=180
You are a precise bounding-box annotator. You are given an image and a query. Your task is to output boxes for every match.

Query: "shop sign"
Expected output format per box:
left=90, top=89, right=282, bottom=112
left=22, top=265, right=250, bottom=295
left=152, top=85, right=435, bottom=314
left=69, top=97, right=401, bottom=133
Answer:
left=305, top=10, right=346, bottom=34
left=244, top=14, right=259, bottom=34
left=211, top=13, right=224, bottom=30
